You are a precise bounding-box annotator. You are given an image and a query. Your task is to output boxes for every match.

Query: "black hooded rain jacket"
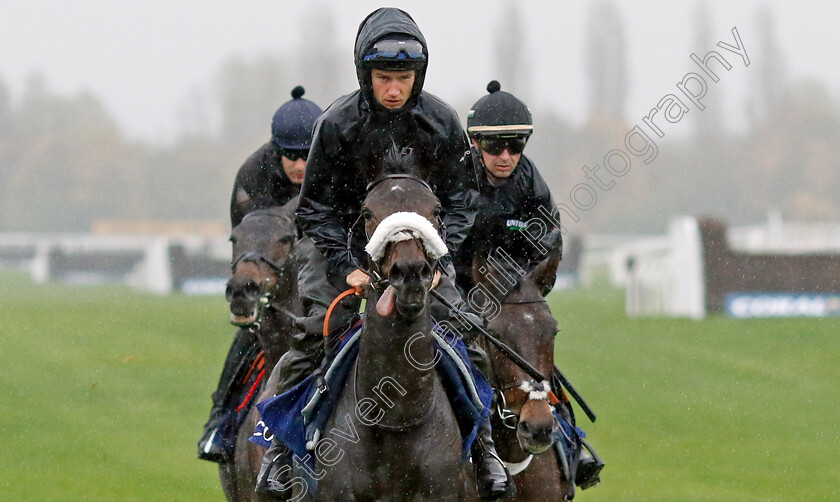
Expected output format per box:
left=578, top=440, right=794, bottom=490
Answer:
left=295, top=7, right=478, bottom=279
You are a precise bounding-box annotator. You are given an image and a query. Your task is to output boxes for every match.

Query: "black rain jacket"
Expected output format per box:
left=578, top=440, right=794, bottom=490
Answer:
left=454, top=152, right=562, bottom=293
left=230, top=142, right=300, bottom=228
left=296, top=7, right=478, bottom=278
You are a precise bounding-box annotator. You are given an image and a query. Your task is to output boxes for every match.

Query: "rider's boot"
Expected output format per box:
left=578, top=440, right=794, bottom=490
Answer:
left=472, top=418, right=515, bottom=500
left=575, top=438, right=604, bottom=490
left=255, top=439, right=296, bottom=498
left=197, top=327, right=259, bottom=463
left=197, top=405, right=232, bottom=463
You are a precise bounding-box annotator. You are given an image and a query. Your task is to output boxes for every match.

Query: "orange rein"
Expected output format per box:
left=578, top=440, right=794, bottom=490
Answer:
left=324, top=287, right=362, bottom=336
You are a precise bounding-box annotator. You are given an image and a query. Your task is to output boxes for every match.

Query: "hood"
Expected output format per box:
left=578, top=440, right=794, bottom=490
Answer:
left=354, top=8, right=428, bottom=112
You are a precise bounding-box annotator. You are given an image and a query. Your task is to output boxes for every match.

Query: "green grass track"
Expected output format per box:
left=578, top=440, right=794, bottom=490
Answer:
left=1, top=272, right=838, bottom=500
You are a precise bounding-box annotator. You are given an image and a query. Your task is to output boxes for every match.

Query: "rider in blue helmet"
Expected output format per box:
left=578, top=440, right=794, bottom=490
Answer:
left=197, top=86, right=322, bottom=463
left=229, top=86, right=324, bottom=227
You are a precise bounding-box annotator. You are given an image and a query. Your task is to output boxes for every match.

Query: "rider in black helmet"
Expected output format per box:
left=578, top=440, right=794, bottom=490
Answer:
left=197, top=86, right=322, bottom=463
left=457, top=81, right=604, bottom=491
left=256, top=8, right=514, bottom=500
left=455, top=80, right=561, bottom=295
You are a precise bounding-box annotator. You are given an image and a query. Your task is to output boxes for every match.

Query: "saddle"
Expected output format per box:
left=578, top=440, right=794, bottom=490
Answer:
left=251, top=320, right=494, bottom=464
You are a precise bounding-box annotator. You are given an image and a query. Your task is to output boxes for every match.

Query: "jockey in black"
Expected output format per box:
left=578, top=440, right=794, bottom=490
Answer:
left=197, top=86, right=323, bottom=463
left=457, top=81, right=604, bottom=490
left=256, top=8, right=514, bottom=500
left=455, top=81, right=562, bottom=297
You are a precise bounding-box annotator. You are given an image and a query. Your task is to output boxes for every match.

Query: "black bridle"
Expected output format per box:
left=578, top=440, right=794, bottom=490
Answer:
left=365, top=172, right=433, bottom=193
left=348, top=173, right=444, bottom=291
left=229, top=209, right=297, bottom=326
left=230, top=250, right=289, bottom=275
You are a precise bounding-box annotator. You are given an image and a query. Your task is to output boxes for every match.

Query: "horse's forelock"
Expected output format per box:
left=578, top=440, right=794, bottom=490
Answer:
left=380, top=143, right=417, bottom=176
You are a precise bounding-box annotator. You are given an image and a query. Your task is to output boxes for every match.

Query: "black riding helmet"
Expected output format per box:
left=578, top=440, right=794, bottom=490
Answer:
left=354, top=8, right=429, bottom=111
left=271, top=86, right=324, bottom=152
left=467, top=80, right=533, bottom=140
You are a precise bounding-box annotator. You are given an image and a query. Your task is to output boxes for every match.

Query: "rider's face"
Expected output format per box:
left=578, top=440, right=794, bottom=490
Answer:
left=281, top=155, right=306, bottom=185
left=370, top=69, right=415, bottom=109
left=473, top=139, right=522, bottom=181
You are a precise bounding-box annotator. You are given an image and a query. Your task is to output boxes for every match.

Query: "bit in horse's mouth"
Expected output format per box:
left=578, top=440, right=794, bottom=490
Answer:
left=229, top=305, right=259, bottom=326
left=519, top=439, right=554, bottom=455
left=396, top=301, right=426, bottom=319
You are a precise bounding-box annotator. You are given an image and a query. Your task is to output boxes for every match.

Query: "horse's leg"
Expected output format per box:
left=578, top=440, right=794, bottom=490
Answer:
left=512, top=452, right=569, bottom=502
left=458, top=463, right=479, bottom=502
left=218, top=359, right=284, bottom=502
left=218, top=462, right=236, bottom=501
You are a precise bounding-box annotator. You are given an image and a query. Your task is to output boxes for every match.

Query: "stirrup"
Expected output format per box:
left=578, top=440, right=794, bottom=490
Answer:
left=575, top=438, right=604, bottom=490
left=255, top=442, right=295, bottom=497
left=473, top=438, right=515, bottom=500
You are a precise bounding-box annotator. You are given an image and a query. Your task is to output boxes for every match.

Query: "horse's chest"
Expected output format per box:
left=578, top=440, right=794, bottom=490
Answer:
left=317, top=388, right=463, bottom=500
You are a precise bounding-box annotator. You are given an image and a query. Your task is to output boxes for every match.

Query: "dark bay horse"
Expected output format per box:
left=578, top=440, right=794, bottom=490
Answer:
left=220, top=200, right=303, bottom=502
left=473, top=252, right=577, bottom=501
left=308, top=173, right=474, bottom=502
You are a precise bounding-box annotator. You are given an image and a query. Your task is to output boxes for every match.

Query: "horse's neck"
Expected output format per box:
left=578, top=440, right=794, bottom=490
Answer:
left=356, top=296, right=437, bottom=424
left=259, top=287, right=301, bottom=368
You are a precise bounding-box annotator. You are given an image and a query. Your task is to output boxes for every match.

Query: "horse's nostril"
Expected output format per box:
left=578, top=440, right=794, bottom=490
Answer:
left=393, top=261, right=431, bottom=281
left=245, top=281, right=260, bottom=296
left=390, top=264, right=405, bottom=284
left=420, top=262, right=432, bottom=281
left=229, top=279, right=261, bottom=298
left=519, top=421, right=531, bottom=434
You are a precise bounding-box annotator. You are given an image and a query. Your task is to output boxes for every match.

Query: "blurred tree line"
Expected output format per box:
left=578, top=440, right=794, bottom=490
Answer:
left=0, top=7, right=350, bottom=233
left=518, top=2, right=840, bottom=234
left=1, top=2, right=837, bottom=234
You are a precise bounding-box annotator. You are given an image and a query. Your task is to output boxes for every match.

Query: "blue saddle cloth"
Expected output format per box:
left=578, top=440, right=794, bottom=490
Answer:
left=251, top=322, right=494, bottom=466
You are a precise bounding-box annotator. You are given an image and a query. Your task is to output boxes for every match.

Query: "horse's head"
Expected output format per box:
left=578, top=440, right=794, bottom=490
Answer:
left=475, top=253, right=562, bottom=454
left=362, top=170, right=444, bottom=321
left=226, top=202, right=297, bottom=326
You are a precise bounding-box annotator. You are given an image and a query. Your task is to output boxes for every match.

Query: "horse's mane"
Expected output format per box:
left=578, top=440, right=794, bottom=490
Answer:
left=357, top=115, right=438, bottom=180
left=237, top=198, right=297, bottom=227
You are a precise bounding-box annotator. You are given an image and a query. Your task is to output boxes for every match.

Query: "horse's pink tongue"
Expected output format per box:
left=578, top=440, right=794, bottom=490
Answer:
left=376, top=285, right=396, bottom=317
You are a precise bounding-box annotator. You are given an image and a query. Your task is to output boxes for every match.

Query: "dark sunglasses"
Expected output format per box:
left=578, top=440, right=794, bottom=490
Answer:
left=280, top=149, right=309, bottom=161
left=478, top=137, right=527, bottom=156
left=363, top=39, right=426, bottom=62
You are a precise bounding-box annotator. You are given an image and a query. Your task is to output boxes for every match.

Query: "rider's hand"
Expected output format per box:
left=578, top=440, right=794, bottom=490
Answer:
left=346, top=269, right=370, bottom=296
left=430, top=269, right=442, bottom=290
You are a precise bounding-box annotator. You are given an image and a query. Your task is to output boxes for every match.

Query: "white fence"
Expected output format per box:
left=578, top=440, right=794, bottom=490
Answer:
left=0, top=232, right=230, bottom=295
left=615, top=214, right=840, bottom=319
left=623, top=217, right=705, bottom=319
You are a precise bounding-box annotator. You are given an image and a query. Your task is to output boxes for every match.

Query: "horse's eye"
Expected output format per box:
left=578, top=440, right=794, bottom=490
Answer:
left=433, top=205, right=442, bottom=217
left=229, top=236, right=237, bottom=244
left=362, top=208, right=373, bottom=220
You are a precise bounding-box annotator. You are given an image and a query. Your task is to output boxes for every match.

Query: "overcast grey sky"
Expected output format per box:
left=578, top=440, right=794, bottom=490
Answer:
left=1, top=0, right=838, bottom=142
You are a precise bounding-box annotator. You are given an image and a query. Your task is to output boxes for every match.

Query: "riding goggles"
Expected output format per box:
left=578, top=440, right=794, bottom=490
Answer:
left=363, top=39, right=426, bottom=63
left=478, top=137, right=527, bottom=156
left=280, top=148, right=309, bottom=161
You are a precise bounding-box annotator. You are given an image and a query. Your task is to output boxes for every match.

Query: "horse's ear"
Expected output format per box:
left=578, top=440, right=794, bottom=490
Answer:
left=280, top=195, right=299, bottom=222
left=472, top=255, right=490, bottom=288
left=530, top=252, right=561, bottom=297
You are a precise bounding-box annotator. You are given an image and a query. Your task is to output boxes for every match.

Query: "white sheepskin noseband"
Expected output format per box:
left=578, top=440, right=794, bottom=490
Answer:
left=365, top=211, right=448, bottom=263
left=519, top=381, right=551, bottom=401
